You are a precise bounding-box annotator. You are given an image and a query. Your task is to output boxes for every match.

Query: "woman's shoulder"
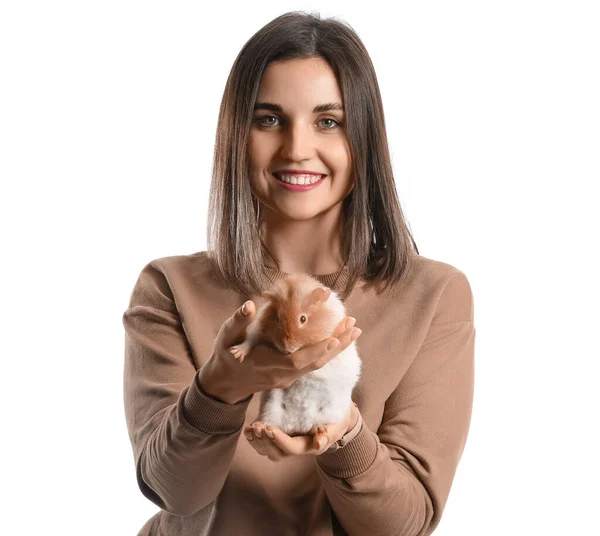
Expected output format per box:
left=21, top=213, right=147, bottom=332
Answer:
left=366, top=253, right=473, bottom=314
left=129, top=250, right=219, bottom=296
left=409, top=253, right=474, bottom=322
left=411, top=253, right=471, bottom=284
left=138, top=250, right=212, bottom=275
left=353, top=252, right=473, bottom=310
left=125, top=250, right=242, bottom=319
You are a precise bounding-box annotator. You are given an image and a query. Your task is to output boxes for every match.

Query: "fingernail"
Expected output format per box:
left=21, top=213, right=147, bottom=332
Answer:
left=241, top=301, right=249, bottom=315
left=318, top=438, right=327, bottom=448
left=327, top=339, right=340, bottom=351
left=265, top=429, right=274, bottom=439
left=351, top=328, right=362, bottom=341
left=346, top=317, right=356, bottom=329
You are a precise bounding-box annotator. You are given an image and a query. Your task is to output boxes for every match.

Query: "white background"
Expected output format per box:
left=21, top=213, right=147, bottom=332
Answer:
left=2, top=1, right=599, bottom=534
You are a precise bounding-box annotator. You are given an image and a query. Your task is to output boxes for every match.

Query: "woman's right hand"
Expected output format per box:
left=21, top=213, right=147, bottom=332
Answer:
left=197, top=300, right=362, bottom=405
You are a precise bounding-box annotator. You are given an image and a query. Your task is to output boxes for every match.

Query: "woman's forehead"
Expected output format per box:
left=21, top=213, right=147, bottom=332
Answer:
left=256, top=58, right=343, bottom=108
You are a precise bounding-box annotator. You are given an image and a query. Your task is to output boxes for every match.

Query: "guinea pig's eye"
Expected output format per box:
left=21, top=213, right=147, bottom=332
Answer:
left=299, top=315, right=307, bottom=324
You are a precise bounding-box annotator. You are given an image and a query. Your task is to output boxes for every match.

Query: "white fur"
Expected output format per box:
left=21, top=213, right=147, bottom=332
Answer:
left=259, top=340, right=361, bottom=435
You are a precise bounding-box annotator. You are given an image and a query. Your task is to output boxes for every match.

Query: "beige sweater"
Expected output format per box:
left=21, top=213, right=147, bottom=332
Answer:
left=123, top=251, right=475, bottom=536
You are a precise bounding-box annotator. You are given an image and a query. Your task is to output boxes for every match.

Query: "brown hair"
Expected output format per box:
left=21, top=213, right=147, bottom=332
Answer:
left=207, top=10, right=419, bottom=301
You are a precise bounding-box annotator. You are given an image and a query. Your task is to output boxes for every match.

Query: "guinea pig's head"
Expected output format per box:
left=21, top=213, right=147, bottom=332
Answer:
left=260, top=274, right=336, bottom=354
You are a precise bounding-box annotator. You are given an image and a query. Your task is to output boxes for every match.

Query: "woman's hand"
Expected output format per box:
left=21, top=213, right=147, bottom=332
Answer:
left=244, top=402, right=358, bottom=461
left=198, top=300, right=362, bottom=404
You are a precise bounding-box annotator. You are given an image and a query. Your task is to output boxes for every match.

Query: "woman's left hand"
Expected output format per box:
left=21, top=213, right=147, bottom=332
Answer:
left=244, top=402, right=357, bottom=461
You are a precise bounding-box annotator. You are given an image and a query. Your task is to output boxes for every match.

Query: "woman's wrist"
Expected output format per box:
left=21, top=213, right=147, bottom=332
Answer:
left=324, top=403, right=363, bottom=453
left=197, top=369, right=246, bottom=405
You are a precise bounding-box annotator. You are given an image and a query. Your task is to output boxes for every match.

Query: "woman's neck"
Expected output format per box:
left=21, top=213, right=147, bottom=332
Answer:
left=259, top=209, right=345, bottom=276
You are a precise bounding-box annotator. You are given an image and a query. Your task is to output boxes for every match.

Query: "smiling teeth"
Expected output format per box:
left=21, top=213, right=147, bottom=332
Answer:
left=277, top=174, right=323, bottom=185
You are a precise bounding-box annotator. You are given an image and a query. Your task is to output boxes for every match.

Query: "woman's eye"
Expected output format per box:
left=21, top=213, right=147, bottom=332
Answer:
left=257, top=115, right=280, bottom=127
left=254, top=116, right=341, bottom=130
left=319, top=118, right=340, bottom=129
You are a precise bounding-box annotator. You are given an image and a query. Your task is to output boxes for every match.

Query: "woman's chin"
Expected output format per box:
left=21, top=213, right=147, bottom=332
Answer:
left=270, top=209, right=325, bottom=222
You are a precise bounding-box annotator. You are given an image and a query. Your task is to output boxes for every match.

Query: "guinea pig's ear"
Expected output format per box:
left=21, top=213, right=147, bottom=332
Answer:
left=307, top=287, right=331, bottom=307
left=261, top=290, right=277, bottom=301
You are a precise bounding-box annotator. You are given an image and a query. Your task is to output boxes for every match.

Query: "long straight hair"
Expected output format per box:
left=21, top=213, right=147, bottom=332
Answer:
left=207, top=11, right=419, bottom=301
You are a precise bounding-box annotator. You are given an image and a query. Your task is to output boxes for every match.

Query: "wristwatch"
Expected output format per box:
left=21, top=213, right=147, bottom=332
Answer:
left=325, top=402, right=363, bottom=453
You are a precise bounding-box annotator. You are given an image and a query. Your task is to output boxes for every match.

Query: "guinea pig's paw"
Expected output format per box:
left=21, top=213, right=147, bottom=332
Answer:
left=229, top=344, right=248, bottom=362
left=310, top=424, right=329, bottom=444
left=311, top=424, right=328, bottom=436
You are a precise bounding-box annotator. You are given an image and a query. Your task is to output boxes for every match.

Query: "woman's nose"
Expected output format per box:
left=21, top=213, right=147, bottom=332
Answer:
left=280, top=122, right=316, bottom=161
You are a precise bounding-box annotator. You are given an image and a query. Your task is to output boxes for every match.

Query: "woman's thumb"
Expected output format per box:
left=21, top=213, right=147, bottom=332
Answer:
left=231, top=300, right=255, bottom=330
left=220, top=301, right=256, bottom=347
left=240, top=300, right=255, bottom=317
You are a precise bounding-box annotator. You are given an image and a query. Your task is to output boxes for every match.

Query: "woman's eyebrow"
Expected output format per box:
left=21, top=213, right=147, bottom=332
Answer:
left=254, top=102, right=344, bottom=113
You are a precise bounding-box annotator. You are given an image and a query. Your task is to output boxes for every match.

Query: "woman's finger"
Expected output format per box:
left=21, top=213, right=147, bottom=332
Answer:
left=266, top=426, right=321, bottom=455
left=292, top=325, right=362, bottom=372
left=245, top=424, right=286, bottom=461
left=331, top=316, right=356, bottom=338
left=246, top=419, right=349, bottom=458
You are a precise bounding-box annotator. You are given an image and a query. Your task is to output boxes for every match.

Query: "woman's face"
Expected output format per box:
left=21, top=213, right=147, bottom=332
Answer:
left=248, top=57, right=353, bottom=222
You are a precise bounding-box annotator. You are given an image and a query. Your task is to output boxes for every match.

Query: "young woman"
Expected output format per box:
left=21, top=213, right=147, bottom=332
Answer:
left=123, top=11, right=475, bottom=536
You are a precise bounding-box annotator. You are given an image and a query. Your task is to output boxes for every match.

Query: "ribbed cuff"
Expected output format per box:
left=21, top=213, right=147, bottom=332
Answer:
left=316, top=422, right=379, bottom=479
left=180, top=372, right=253, bottom=434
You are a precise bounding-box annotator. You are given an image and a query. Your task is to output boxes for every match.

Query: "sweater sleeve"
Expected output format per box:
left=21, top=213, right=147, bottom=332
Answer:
left=122, top=260, right=253, bottom=517
left=315, top=272, right=475, bottom=536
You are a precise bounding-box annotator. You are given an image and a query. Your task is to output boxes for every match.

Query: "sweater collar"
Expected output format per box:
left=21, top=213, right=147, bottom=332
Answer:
left=263, top=264, right=350, bottom=293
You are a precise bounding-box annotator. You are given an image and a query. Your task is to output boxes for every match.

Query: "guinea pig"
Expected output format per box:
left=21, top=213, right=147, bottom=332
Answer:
left=229, top=273, right=362, bottom=437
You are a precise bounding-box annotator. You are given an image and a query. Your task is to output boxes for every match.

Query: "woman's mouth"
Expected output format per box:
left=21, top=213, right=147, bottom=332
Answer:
left=272, top=173, right=326, bottom=191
